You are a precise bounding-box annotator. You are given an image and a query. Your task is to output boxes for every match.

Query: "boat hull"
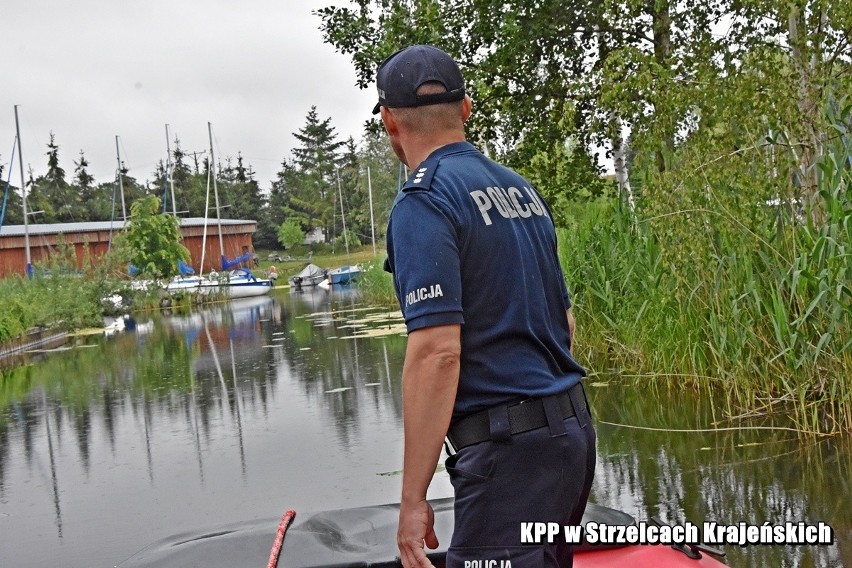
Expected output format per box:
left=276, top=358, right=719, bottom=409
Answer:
left=327, top=265, right=362, bottom=285
left=166, top=271, right=273, bottom=298
left=288, top=275, right=327, bottom=288
left=222, top=279, right=274, bottom=297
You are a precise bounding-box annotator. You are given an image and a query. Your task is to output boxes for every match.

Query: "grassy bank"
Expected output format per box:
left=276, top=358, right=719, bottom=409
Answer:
left=0, top=258, right=141, bottom=344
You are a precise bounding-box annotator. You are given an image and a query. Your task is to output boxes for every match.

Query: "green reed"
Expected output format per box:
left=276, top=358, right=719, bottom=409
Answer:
left=0, top=241, right=157, bottom=344
left=0, top=272, right=103, bottom=343
left=355, top=258, right=398, bottom=308
left=560, top=105, right=851, bottom=434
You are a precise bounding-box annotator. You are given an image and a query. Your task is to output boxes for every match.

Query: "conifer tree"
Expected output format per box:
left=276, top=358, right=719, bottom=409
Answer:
left=74, top=150, right=98, bottom=220
left=22, top=133, right=70, bottom=222
left=27, top=151, right=56, bottom=222
left=335, top=137, right=365, bottom=245
left=283, top=106, right=345, bottom=240
left=228, top=153, right=264, bottom=221
left=150, top=138, right=206, bottom=218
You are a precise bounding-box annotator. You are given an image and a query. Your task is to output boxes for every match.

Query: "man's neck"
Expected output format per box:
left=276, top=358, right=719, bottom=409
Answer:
left=404, top=133, right=466, bottom=171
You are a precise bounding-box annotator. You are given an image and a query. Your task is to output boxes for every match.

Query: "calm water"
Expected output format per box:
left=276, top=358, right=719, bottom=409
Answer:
left=0, top=288, right=849, bottom=567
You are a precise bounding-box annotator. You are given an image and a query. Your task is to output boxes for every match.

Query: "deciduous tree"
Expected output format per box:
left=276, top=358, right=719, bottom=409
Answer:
left=277, top=218, right=305, bottom=249
left=119, top=195, right=189, bottom=279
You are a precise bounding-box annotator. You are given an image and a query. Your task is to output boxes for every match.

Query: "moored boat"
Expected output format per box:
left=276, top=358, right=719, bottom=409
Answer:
left=288, top=263, right=328, bottom=288
left=117, top=497, right=727, bottom=567
left=166, top=268, right=273, bottom=298
left=326, top=265, right=362, bottom=286
left=164, top=123, right=272, bottom=300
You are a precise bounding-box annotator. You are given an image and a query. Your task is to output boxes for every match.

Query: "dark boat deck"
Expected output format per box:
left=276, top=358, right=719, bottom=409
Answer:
left=117, top=498, right=725, bottom=567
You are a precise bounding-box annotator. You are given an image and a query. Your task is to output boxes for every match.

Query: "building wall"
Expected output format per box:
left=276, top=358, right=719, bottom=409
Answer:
left=0, top=221, right=257, bottom=278
left=179, top=224, right=258, bottom=274
left=0, top=230, right=114, bottom=277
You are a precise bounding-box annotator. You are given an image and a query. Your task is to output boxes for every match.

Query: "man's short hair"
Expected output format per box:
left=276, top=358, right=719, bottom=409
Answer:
left=390, top=81, right=464, bottom=133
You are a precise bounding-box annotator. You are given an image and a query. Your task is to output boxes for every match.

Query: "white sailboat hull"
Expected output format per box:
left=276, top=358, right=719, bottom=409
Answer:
left=167, top=270, right=273, bottom=298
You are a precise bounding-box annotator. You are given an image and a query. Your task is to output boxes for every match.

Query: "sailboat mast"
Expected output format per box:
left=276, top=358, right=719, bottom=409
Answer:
left=207, top=122, right=225, bottom=265
left=14, top=105, right=31, bottom=275
left=199, top=164, right=211, bottom=274
left=165, top=124, right=177, bottom=216
left=115, top=136, right=127, bottom=221
left=367, top=166, right=376, bottom=256
left=336, top=168, right=349, bottom=256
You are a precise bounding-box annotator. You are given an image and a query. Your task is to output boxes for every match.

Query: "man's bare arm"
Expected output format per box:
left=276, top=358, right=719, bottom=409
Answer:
left=567, top=308, right=576, bottom=350
left=397, top=324, right=461, bottom=568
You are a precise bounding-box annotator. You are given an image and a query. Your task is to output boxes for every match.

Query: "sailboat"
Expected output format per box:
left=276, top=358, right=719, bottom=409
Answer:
left=166, top=123, right=272, bottom=299
left=319, top=168, right=362, bottom=288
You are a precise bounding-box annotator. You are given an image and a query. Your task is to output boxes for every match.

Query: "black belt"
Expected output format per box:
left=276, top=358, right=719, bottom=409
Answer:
left=447, top=382, right=586, bottom=451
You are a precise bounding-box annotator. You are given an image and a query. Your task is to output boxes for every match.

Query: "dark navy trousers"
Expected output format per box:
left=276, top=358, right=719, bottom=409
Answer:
left=444, top=387, right=596, bottom=567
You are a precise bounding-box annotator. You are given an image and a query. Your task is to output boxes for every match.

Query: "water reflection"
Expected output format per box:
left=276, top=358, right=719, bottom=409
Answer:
left=587, top=376, right=851, bottom=568
left=0, top=289, right=415, bottom=567
left=0, top=290, right=849, bottom=568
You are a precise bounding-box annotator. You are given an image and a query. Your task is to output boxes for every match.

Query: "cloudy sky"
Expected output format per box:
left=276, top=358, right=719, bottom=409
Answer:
left=2, top=0, right=377, bottom=194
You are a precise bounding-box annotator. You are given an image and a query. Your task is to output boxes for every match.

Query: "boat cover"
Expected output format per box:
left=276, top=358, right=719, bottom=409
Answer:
left=223, top=252, right=253, bottom=270
left=289, top=263, right=326, bottom=285
left=178, top=260, right=195, bottom=275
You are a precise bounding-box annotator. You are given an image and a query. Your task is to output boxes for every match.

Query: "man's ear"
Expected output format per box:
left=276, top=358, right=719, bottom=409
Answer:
left=380, top=107, right=399, bottom=136
left=461, top=95, right=472, bottom=123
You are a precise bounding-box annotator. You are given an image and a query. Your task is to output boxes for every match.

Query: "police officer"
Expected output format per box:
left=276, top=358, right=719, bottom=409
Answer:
left=377, top=45, right=595, bottom=568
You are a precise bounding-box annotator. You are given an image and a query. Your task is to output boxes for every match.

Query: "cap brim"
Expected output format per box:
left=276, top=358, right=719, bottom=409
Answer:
left=372, top=102, right=381, bottom=115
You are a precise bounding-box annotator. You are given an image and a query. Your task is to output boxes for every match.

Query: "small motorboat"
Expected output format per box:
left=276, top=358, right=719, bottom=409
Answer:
left=326, top=265, right=362, bottom=286
left=117, top=498, right=727, bottom=567
left=288, top=263, right=328, bottom=289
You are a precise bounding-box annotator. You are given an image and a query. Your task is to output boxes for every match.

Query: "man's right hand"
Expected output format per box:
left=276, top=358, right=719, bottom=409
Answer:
left=397, top=498, right=438, bottom=568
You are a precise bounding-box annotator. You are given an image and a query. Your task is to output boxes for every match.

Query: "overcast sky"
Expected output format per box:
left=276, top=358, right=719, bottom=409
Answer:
left=2, top=0, right=378, bottom=194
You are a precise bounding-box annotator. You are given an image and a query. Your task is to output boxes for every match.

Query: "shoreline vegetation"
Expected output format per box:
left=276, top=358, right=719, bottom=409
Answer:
left=555, top=108, right=850, bottom=437
left=0, top=245, right=381, bottom=357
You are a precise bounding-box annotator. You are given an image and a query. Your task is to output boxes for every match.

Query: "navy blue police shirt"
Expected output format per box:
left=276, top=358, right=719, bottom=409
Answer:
left=385, top=141, right=586, bottom=420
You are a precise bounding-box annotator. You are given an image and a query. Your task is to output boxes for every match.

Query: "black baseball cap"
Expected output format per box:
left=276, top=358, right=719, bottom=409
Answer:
left=372, top=45, right=465, bottom=115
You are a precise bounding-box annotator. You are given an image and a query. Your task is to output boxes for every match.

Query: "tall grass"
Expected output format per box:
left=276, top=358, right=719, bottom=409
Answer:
left=0, top=242, right=141, bottom=343
left=560, top=104, right=851, bottom=434
left=356, top=257, right=398, bottom=308
left=0, top=268, right=104, bottom=343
